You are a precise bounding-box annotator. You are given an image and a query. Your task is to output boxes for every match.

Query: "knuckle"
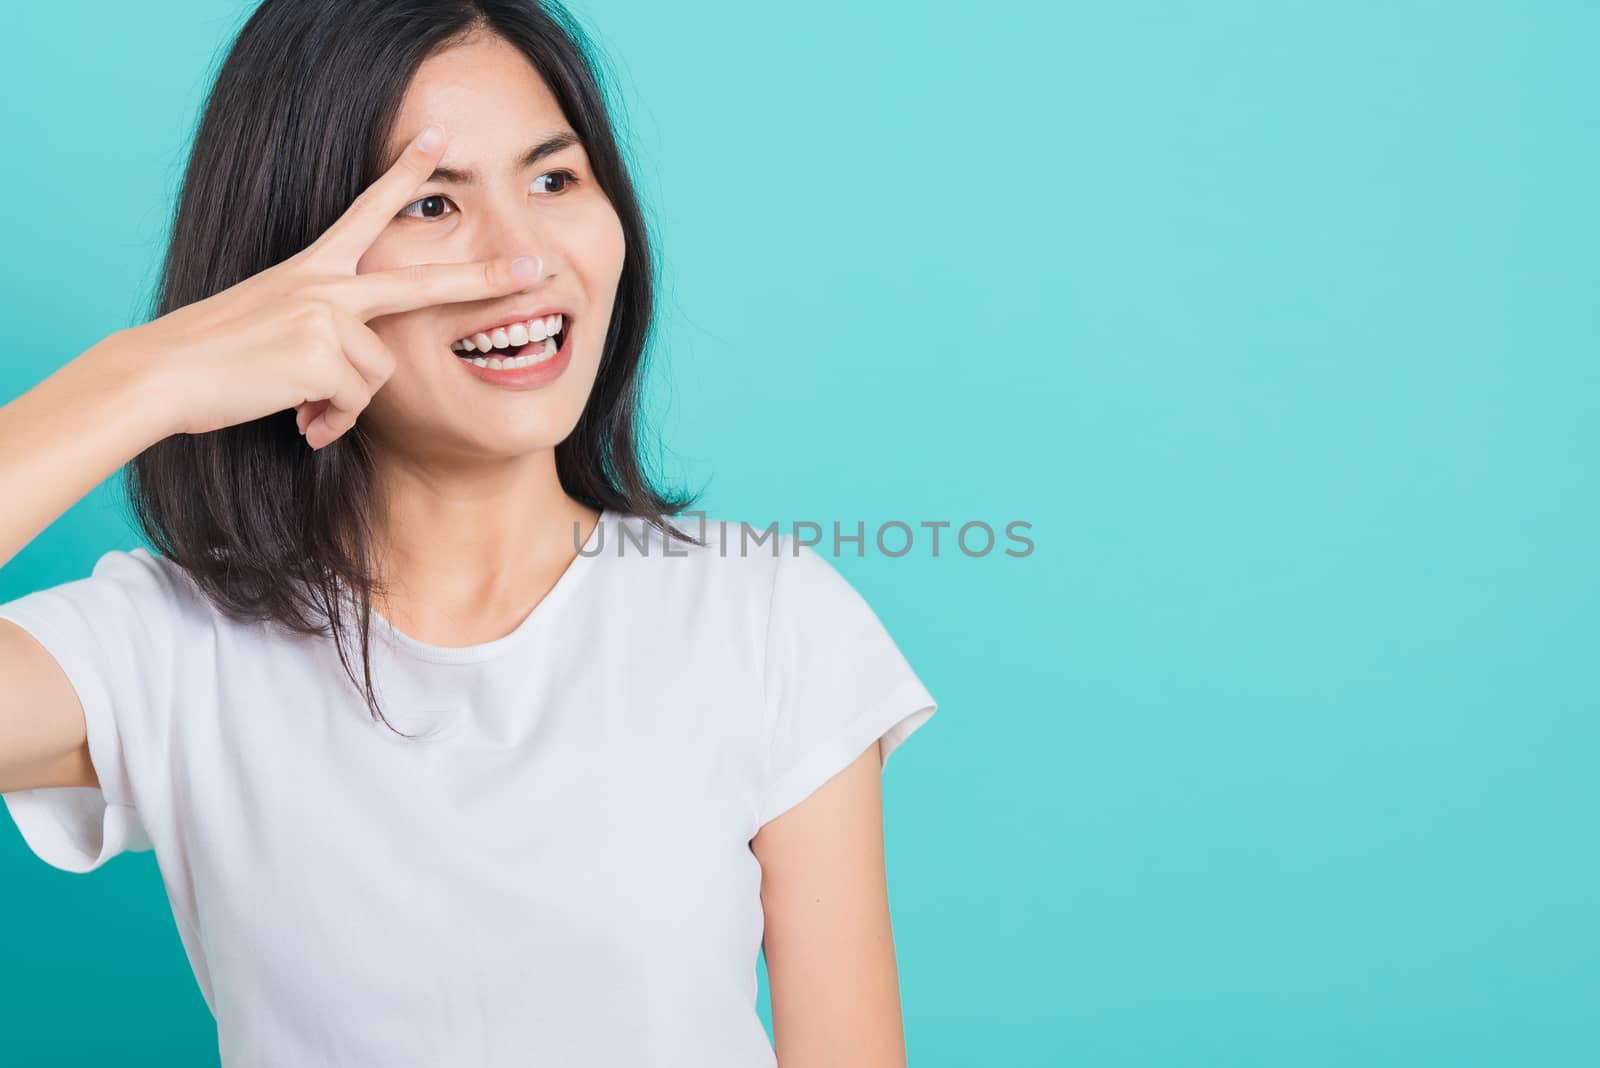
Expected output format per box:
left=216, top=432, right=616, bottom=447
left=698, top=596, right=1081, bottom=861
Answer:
left=298, top=307, right=340, bottom=349
left=294, top=315, right=338, bottom=361
left=302, top=337, right=333, bottom=374
left=399, top=263, right=437, bottom=303
left=294, top=296, right=335, bottom=327
left=409, top=263, right=441, bottom=300
left=321, top=300, right=344, bottom=330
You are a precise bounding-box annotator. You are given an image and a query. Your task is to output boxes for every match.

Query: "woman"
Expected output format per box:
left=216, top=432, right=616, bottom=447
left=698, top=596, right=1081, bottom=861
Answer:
left=0, top=0, right=937, bottom=1065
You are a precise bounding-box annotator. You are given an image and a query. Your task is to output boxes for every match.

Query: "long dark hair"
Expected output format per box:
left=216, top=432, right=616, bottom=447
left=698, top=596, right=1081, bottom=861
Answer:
left=125, top=0, right=701, bottom=734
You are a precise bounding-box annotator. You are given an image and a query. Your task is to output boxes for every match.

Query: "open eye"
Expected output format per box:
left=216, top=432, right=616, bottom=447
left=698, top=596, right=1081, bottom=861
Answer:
left=397, top=194, right=457, bottom=220
left=531, top=169, right=581, bottom=195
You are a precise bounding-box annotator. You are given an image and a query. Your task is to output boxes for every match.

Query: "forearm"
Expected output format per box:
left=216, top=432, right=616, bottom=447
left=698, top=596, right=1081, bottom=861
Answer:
left=0, top=334, right=180, bottom=569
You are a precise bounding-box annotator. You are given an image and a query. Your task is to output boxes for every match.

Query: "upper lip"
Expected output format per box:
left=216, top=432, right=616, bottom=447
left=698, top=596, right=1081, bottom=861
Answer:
left=451, top=306, right=572, bottom=343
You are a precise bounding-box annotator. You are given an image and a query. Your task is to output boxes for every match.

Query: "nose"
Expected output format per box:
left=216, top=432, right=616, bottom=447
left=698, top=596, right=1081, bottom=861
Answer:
left=469, top=195, right=555, bottom=284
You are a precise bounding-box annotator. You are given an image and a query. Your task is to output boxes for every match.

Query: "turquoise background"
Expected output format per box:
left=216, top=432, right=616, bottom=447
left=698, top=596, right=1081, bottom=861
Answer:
left=2, top=0, right=1596, bottom=1063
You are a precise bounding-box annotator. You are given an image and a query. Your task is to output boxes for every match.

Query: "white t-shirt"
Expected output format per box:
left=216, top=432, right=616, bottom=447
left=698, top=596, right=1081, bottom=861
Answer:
left=0, top=509, right=936, bottom=1066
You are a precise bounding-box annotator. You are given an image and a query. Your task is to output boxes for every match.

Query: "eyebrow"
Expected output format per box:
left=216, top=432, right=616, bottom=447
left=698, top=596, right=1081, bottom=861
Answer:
left=423, top=131, right=584, bottom=185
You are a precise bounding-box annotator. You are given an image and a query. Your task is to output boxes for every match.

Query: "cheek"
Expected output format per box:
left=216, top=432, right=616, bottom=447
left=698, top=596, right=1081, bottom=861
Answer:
left=356, top=218, right=439, bottom=275
left=355, top=241, right=437, bottom=359
left=355, top=238, right=404, bottom=277
left=583, top=206, right=628, bottom=288
left=369, top=315, right=438, bottom=363
left=606, top=207, right=627, bottom=266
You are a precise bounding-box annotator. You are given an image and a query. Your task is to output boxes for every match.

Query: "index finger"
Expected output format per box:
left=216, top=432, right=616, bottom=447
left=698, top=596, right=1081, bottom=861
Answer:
left=333, top=255, right=543, bottom=320
left=314, top=124, right=447, bottom=262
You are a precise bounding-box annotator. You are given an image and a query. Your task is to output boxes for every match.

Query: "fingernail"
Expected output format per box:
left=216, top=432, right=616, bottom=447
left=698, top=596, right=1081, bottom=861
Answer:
left=416, top=124, right=444, bottom=152
left=511, top=255, right=541, bottom=281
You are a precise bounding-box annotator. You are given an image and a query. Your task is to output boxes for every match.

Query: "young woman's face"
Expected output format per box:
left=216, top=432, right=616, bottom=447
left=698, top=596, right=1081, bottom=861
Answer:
left=355, top=33, right=625, bottom=461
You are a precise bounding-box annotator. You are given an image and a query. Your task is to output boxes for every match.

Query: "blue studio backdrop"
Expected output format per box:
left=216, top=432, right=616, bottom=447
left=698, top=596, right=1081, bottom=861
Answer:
left=1, top=1, right=1596, bottom=1064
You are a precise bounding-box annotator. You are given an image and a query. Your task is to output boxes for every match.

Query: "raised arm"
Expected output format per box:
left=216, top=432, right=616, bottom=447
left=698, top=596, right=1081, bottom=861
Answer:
left=0, top=125, right=542, bottom=793
left=0, top=339, right=177, bottom=792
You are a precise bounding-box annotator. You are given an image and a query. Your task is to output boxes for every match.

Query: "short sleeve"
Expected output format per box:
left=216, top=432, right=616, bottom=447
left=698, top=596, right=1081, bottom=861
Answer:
left=0, top=548, right=186, bottom=873
left=757, top=541, right=938, bottom=826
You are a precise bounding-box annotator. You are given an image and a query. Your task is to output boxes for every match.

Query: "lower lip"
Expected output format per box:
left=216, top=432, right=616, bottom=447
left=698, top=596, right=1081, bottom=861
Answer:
left=452, top=327, right=573, bottom=390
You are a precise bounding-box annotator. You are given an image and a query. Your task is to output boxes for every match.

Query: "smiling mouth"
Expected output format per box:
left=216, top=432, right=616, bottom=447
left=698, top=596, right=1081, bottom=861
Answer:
left=449, top=314, right=569, bottom=368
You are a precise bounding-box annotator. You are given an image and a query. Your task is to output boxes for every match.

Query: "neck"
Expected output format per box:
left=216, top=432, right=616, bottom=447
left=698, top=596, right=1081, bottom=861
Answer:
left=365, top=447, right=602, bottom=643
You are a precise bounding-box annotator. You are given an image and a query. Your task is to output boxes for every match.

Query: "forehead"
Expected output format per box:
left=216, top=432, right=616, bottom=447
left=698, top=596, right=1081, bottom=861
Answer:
left=386, top=34, right=569, bottom=162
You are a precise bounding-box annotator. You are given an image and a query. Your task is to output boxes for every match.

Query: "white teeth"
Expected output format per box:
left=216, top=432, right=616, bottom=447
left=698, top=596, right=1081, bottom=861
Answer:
left=451, top=313, right=565, bottom=353
left=462, top=335, right=560, bottom=370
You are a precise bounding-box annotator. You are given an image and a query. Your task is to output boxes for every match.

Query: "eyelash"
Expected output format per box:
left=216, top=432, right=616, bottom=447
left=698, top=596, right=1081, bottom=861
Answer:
left=396, top=169, right=582, bottom=220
